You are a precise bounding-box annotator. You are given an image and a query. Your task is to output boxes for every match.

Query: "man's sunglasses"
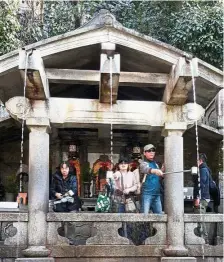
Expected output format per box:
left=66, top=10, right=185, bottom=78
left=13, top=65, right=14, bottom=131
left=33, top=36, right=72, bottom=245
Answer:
left=145, top=148, right=156, bottom=153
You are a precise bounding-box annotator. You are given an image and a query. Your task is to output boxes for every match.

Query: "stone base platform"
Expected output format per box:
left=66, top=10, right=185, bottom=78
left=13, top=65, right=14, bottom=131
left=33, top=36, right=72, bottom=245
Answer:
left=16, top=258, right=54, bottom=262
left=161, top=258, right=196, bottom=262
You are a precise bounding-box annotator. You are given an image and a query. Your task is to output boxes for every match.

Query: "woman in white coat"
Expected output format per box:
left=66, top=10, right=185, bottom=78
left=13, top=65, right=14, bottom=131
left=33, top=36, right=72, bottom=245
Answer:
left=112, top=158, right=137, bottom=213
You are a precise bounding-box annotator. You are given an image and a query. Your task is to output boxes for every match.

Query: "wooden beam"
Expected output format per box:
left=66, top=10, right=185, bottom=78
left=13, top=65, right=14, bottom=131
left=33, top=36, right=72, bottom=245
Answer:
left=46, top=69, right=100, bottom=85
left=162, top=57, right=198, bottom=105
left=46, top=69, right=168, bottom=87
left=99, top=53, right=120, bottom=103
left=120, top=72, right=168, bottom=87
left=19, top=49, right=50, bottom=100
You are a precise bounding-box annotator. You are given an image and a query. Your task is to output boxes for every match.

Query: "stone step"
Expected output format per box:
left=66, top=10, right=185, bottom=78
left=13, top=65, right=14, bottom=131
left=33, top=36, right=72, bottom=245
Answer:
left=16, top=258, right=54, bottom=262
left=161, top=258, right=196, bottom=262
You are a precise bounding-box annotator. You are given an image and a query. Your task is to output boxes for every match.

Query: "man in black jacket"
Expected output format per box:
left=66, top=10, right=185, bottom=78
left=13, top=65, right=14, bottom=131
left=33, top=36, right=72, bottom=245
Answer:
left=193, top=153, right=210, bottom=243
left=193, top=153, right=210, bottom=210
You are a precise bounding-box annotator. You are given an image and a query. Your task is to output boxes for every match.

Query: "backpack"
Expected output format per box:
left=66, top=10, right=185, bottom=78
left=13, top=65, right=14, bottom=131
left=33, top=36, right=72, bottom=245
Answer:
left=208, top=171, right=220, bottom=207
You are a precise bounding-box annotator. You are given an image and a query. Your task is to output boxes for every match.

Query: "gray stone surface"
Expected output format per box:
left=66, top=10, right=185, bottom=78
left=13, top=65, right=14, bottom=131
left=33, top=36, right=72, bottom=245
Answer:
left=197, top=258, right=224, bottom=262
left=86, top=222, right=129, bottom=245
left=161, top=258, right=196, bottom=262
left=16, top=259, right=54, bottom=262
left=49, top=245, right=166, bottom=257
left=47, top=222, right=69, bottom=245
left=47, top=212, right=167, bottom=222
left=0, top=213, right=28, bottom=222
left=184, top=214, right=223, bottom=222
left=185, top=223, right=205, bottom=245
left=164, top=131, right=188, bottom=256
left=23, top=125, right=50, bottom=257
left=4, top=222, right=27, bottom=246
left=32, top=259, right=160, bottom=262
left=145, top=222, right=167, bottom=245
left=64, top=222, right=96, bottom=245
left=0, top=246, right=25, bottom=257
left=187, top=244, right=223, bottom=257
left=22, top=246, right=50, bottom=257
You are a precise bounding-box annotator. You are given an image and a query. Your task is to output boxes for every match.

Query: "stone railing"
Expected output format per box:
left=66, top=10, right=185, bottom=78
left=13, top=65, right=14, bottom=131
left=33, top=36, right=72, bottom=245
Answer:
left=0, top=212, right=223, bottom=260
left=0, top=212, right=28, bottom=258
left=184, top=214, right=223, bottom=258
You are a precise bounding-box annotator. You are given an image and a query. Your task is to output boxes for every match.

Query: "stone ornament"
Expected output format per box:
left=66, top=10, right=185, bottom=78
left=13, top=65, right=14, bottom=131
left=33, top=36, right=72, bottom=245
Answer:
left=0, top=222, right=17, bottom=242
left=5, top=96, right=31, bottom=121
left=81, top=9, right=122, bottom=29
left=182, top=103, right=205, bottom=124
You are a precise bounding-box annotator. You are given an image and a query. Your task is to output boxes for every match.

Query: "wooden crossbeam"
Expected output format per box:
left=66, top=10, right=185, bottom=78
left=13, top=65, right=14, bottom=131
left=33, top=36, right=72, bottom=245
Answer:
left=162, top=57, right=198, bottom=105
left=19, top=50, right=50, bottom=100
left=46, top=69, right=168, bottom=87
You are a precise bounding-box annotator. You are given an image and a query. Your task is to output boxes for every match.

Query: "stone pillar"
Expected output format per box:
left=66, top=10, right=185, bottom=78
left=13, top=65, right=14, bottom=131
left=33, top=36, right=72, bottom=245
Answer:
left=163, top=123, right=188, bottom=256
left=22, top=119, right=51, bottom=258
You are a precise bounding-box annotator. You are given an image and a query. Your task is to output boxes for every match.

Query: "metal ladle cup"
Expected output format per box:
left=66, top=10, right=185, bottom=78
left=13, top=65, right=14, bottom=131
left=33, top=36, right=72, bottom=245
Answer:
left=163, top=166, right=198, bottom=175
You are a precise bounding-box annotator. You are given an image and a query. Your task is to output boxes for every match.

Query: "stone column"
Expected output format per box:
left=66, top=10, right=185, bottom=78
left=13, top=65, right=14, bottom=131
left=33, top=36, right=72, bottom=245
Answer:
left=22, top=118, right=51, bottom=258
left=163, top=122, right=188, bottom=256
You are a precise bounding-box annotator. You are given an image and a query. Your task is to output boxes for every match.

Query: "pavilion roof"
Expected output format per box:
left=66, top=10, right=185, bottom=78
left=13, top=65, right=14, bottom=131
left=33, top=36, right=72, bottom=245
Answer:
left=0, top=9, right=222, bottom=107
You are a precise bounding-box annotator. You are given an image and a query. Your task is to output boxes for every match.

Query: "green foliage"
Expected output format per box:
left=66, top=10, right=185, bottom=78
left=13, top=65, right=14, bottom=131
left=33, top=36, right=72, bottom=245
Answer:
left=91, top=0, right=223, bottom=69
left=0, top=0, right=223, bottom=69
left=18, top=1, right=81, bottom=45
left=0, top=0, right=20, bottom=55
left=169, top=1, right=223, bottom=69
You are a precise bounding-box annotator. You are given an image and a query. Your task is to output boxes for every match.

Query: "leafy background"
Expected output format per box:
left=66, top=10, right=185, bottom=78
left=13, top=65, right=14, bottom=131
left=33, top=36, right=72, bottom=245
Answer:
left=0, top=0, right=223, bottom=69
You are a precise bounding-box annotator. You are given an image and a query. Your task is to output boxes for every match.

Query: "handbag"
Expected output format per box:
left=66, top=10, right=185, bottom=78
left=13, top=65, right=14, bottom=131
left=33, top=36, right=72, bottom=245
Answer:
left=95, top=193, right=110, bottom=212
left=120, top=172, right=136, bottom=213
left=125, top=197, right=136, bottom=212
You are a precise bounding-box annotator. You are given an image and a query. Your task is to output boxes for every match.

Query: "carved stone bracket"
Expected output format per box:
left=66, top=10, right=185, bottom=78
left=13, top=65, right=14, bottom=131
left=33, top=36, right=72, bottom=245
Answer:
left=145, top=222, right=167, bottom=245
left=47, top=222, right=69, bottom=246
left=0, top=222, right=17, bottom=243
left=4, top=222, right=27, bottom=246
left=86, top=222, right=129, bottom=245
left=185, top=223, right=205, bottom=245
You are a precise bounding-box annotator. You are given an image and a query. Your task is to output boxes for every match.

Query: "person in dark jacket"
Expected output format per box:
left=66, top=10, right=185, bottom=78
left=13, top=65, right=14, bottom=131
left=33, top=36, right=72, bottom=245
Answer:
left=193, top=153, right=210, bottom=211
left=51, top=161, right=80, bottom=212
left=193, top=153, right=210, bottom=243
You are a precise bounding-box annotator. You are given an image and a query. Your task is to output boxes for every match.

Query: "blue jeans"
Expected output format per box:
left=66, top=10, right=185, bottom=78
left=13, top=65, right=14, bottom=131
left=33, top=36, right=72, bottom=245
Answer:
left=140, top=193, right=162, bottom=214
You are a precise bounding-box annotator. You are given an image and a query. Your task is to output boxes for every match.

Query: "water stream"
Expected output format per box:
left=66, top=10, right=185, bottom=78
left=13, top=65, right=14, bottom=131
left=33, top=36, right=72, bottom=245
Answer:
left=190, top=60, right=205, bottom=259
left=109, top=56, right=113, bottom=165
left=16, top=50, right=29, bottom=258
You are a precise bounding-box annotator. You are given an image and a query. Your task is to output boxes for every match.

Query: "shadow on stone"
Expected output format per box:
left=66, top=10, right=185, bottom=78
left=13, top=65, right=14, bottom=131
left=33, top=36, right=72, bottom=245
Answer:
left=57, top=222, right=96, bottom=245
left=193, top=222, right=222, bottom=245
left=118, top=222, right=156, bottom=245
